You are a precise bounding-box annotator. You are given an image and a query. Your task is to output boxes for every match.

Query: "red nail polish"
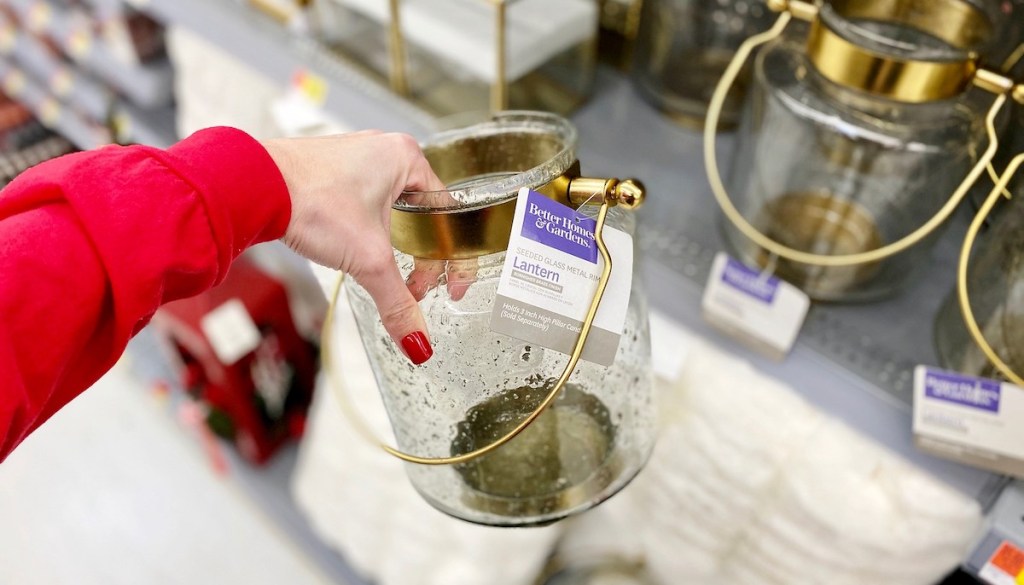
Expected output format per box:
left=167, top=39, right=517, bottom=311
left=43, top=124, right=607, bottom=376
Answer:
left=401, top=331, right=433, bottom=365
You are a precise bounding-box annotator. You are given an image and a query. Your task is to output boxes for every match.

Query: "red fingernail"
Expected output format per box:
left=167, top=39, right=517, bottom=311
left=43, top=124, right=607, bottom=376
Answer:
left=401, top=331, right=433, bottom=365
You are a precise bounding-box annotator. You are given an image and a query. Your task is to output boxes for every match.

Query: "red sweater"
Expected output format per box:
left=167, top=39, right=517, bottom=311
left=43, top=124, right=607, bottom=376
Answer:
left=0, top=127, right=291, bottom=461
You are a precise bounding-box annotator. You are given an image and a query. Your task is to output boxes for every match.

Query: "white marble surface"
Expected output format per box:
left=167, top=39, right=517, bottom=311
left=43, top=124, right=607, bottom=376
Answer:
left=0, top=364, right=331, bottom=585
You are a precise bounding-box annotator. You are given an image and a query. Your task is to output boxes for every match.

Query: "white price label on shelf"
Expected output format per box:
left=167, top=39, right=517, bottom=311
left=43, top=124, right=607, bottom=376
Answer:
left=913, top=366, right=1024, bottom=478
left=200, top=299, right=263, bottom=365
left=701, top=252, right=809, bottom=360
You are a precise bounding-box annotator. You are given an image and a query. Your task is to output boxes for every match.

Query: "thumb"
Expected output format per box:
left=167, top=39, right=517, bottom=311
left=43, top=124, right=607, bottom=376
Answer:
left=355, top=249, right=433, bottom=365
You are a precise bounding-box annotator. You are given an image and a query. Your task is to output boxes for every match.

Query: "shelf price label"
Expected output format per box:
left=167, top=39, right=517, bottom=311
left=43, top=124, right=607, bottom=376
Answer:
left=291, top=69, right=328, bottom=106
left=913, top=366, right=1024, bottom=478
left=701, top=252, right=809, bottom=360
left=979, top=541, right=1024, bottom=585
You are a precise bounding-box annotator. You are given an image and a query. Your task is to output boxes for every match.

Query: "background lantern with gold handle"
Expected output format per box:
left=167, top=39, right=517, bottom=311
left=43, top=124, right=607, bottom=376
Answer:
left=322, top=112, right=656, bottom=527
left=935, top=152, right=1024, bottom=387
left=704, top=0, right=1023, bottom=302
left=632, top=0, right=774, bottom=128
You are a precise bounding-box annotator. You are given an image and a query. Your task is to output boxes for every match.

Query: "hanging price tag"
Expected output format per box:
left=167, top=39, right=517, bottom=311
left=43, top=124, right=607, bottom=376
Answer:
left=489, top=188, right=633, bottom=367
left=701, top=252, right=809, bottom=359
left=913, top=366, right=1024, bottom=478
left=979, top=541, right=1024, bottom=585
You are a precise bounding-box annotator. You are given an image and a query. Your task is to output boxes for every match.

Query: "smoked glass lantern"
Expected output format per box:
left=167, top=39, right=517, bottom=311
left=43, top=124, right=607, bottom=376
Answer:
left=322, top=112, right=656, bottom=527
left=632, top=0, right=774, bottom=128
left=704, top=0, right=1019, bottom=302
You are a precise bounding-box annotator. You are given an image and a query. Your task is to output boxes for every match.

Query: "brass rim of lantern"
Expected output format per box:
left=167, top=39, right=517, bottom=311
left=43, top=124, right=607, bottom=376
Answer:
left=777, top=0, right=1012, bottom=103
left=390, top=118, right=645, bottom=260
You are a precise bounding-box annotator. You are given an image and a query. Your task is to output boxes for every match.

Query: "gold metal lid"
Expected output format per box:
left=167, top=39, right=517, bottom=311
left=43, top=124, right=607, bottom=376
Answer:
left=784, top=0, right=995, bottom=102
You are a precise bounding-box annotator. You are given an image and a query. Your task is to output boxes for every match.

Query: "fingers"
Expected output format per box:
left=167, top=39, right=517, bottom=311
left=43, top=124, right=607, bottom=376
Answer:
left=356, top=245, right=433, bottom=365
left=407, top=258, right=479, bottom=302
left=402, top=140, right=448, bottom=195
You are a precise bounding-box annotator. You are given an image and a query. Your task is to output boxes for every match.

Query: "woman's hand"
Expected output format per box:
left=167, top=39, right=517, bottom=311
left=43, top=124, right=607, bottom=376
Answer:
left=261, top=130, right=445, bottom=365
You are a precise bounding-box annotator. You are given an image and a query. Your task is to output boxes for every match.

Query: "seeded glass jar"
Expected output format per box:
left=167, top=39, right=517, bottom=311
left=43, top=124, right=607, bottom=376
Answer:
left=632, top=0, right=773, bottom=128
left=705, top=0, right=1012, bottom=302
left=329, top=112, right=655, bottom=527
left=315, top=0, right=598, bottom=117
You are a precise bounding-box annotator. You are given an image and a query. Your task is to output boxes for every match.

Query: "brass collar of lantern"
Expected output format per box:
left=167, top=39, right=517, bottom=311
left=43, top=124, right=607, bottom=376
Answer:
left=772, top=0, right=1024, bottom=103
left=390, top=135, right=645, bottom=261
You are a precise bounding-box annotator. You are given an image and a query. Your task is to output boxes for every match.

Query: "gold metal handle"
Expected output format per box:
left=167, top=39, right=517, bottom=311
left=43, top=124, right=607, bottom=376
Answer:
left=703, top=12, right=1009, bottom=268
left=322, top=199, right=620, bottom=466
left=958, top=153, right=1024, bottom=388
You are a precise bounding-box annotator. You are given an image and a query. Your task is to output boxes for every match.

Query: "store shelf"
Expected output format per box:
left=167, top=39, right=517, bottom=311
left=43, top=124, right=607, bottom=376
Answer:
left=6, top=0, right=174, bottom=109
left=0, top=58, right=111, bottom=149
left=0, top=21, right=114, bottom=120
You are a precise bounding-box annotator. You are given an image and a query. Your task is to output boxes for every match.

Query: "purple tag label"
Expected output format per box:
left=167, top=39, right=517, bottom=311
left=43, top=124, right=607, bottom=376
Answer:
left=924, top=369, right=1001, bottom=413
left=721, top=258, right=779, bottom=303
left=520, top=190, right=598, bottom=264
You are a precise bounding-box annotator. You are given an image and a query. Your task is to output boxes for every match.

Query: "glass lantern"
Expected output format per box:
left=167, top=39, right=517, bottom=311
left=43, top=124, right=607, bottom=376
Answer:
left=311, top=0, right=599, bottom=118
left=704, top=0, right=1019, bottom=302
left=935, top=152, right=1024, bottom=387
left=632, top=0, right=774, bottom=128
left=324, top=112, right=656, bottom=527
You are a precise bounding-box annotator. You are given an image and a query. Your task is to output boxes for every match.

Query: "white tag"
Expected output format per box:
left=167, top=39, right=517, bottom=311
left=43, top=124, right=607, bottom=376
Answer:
left=489, top=188, right=633, bottom=367
left=701, top=252, right=809, bottom=359
left=913, top=366, right=1024, bottom=478
left=200, top=299, right=263, bottom=365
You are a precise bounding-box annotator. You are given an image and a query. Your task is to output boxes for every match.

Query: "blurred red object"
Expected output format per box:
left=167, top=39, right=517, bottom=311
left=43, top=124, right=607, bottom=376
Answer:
left=154, top=255, right=318, bottom=465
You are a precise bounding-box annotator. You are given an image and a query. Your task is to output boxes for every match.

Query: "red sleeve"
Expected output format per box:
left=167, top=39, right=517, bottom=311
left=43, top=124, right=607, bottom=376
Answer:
left=0, top=127, right=291, bottom=461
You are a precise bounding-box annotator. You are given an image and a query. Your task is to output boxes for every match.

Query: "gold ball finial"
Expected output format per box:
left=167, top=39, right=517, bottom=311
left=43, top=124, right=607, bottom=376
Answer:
left=614, top=179, right=645, bottom=210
